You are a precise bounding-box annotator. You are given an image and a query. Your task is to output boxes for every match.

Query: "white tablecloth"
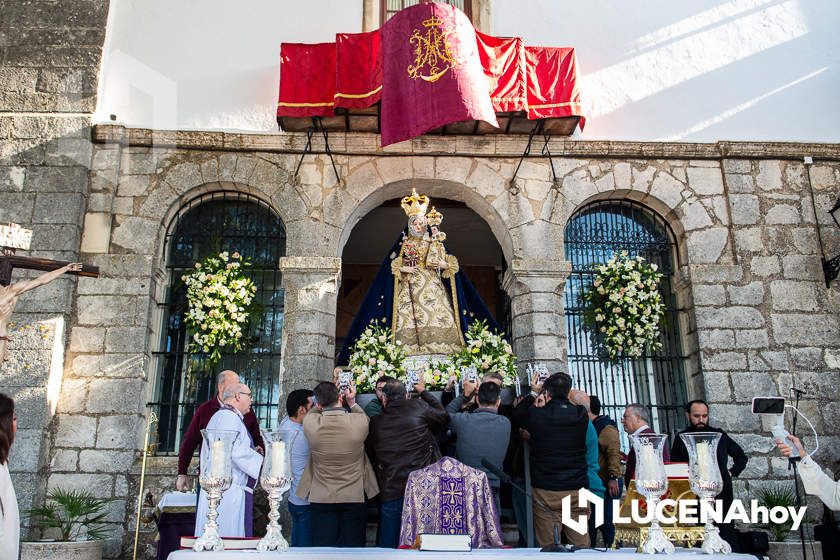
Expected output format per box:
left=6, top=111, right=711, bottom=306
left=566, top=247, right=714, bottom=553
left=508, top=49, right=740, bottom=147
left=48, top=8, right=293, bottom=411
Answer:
left=168, top=547, right=756, bottom=560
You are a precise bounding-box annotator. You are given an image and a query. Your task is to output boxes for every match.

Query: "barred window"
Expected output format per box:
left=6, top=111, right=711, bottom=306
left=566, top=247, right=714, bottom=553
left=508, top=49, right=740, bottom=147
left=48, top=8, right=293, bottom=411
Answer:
left=151, top=192, right=286, bottom=453
left=564, top=200, right=688, bottom=448
left=382, top=0, right=471, bottom=22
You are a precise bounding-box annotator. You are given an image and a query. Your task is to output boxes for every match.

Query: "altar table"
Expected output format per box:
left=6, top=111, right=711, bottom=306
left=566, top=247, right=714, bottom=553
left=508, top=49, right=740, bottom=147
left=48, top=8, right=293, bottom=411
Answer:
left=168, top=547, right=755, bottom=560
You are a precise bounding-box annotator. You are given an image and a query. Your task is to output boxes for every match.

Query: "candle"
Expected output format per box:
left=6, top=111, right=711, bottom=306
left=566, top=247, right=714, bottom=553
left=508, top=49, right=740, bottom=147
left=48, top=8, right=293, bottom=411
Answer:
left=696, top=441, right=712, bottom=481
left=210, top=439, right=226, bottom=479
left=269, top=441, right=287, bottom=478
left=638, top=444, right=657, bottom=482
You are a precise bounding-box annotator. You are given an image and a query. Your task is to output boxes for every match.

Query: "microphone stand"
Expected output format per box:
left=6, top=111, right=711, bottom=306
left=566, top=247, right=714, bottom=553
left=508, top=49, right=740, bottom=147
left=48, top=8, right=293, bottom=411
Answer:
left=789, top=387, right=809, bottom=560
left=482, top=459, right=576, bottom=553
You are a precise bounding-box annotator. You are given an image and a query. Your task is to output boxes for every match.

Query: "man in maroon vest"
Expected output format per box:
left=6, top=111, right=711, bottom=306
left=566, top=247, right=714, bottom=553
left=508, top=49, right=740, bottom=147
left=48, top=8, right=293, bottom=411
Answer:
left=175, top=370, right=264, bottom=491
left=621, top=403, right=669, bottom=485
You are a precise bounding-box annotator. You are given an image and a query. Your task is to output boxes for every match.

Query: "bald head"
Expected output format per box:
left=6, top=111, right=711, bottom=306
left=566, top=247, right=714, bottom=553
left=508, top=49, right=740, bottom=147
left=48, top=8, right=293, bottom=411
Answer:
left=222, top=382, right=253, bottom=414
left=216, top=370, right=240, bottom=398
left=568, top=389, right=591, bottom=413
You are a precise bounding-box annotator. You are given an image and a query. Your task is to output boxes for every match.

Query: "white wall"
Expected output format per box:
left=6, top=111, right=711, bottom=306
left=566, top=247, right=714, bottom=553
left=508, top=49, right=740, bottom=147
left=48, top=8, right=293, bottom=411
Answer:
left=96, top=0, right=840, bottom=142
left=94, top=0, right=363, bottom=131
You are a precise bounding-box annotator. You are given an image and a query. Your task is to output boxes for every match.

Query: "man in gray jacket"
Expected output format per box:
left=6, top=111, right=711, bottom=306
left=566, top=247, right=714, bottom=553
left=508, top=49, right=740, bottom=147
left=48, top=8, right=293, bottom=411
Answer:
left=446, top=381, right=511, bottom=512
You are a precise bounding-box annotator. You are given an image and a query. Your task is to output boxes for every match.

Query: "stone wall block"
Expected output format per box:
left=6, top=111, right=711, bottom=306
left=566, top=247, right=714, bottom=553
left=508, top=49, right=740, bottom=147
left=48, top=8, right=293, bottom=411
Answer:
left=769, top=280, right=820, bottom=311
left=790, top=347, right=825, bottom=370
left=734, top=329, right=769, bottom=349
left=712, top=404, right=761, bottom=432
left=695, top=306, right=763, bottom=329
left=730, top=371, right=776, bottom=402
left=734, top=227, right=763, bottom=253
left=76, top=295, right=137, bottom=326
left=57, top=378, right=88, bottom=414
left=764, top=203, right=800, bottom=225
left=163, top=161, right=203, bottom=194
left=756, top=160, right=783, bottom=191
left=781, top=255, right=823, bottom=280
left=729, top=194, right=760, bottom=224
left=50, top=449, right=79, bottom=471
left=688, top=264, right=743, bottom=284
left=701, top=351, right=747, bottom=370
left=772, top=313, right=840, bottom=346
left=69, top=326, right=105, bottom=352
left=79, top=450, right=136, bottom=473
left=25, top=165, right=89, bottom=192
left=679, top=200, right=713, bottom=231
left=136, top=182, right=177, bottom=220
left=702, top=371, right=733, bottom=401
left=0, top=192, right=36, bottom=223
left=111, top=216, right=158, bottom=254
left=104, top=326, right=147, bottom=354
left=686, top=166, right=724, bottom=195
left=686, top=228, right=728, bottom=264
left=724, top=174, right=755, bottom=193
left=55, top=414, right=97, bottom=448
left=749, top=256, right=780, bottom=277
left=649, top=172, right=683, bottom=210
left=727, top=281, right=765, bottom=305
left=118, top=174, right=151, bottom=196
left=691, top=284, right=725, bottom=306
left=47, top=473, right=113, bottom=499
left=86, top=380, right=145, bottom=415
left=32, top=192, right=84, bottom=224
left=697, top=329, right=735, bottom=349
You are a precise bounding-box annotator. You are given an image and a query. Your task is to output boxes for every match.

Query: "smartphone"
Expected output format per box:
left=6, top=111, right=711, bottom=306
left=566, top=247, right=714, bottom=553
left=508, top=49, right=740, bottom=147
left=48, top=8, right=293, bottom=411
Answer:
left=537, top=363, right=550, bottom=382
left=751, top=396, right=785, bottom=414
left=463, top=366, right=478, bottom=384
left=339, top=370, right=352, bottom=392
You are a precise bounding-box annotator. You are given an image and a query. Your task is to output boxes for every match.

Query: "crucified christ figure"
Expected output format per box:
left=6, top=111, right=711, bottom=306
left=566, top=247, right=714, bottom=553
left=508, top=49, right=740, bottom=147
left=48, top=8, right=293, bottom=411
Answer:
left=0, top=262, right=82, bottom=364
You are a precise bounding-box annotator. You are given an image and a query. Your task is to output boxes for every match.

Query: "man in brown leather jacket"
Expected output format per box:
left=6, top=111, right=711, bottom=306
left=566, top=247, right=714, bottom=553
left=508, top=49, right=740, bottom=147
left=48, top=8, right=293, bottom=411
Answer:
left=367, top=378, right=449, bottom=547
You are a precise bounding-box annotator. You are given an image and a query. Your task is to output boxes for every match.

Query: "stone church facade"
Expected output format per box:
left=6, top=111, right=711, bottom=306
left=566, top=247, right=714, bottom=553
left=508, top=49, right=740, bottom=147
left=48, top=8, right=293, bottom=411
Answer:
left=3, top=1, right=840, bottom=558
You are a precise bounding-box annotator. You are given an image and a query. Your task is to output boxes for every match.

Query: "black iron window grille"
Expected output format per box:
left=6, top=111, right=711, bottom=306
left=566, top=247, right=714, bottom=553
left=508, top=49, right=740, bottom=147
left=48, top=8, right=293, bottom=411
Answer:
left=564, top=200, right=688, bottom=449
left=150, top=191, right=287, bottom=454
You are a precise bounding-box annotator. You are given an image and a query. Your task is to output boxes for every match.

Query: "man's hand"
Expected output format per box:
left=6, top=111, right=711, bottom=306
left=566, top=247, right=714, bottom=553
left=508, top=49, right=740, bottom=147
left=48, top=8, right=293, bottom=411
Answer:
left=446, top=374, right=456, bottom=391
left=534, top=393, right=547, bottom=408
left=400, top=266, right=417, bottom=274
left=255, top=445, right=264, bottom=456
left=176, top=475, right=189, bottom=492
left=776, top=434, right=807, bottom=458
left=608, top=479, right=620, bottom=497
left=519, top=428, right=531, bottom=442
left=463, top=379, right=477, bottom=398
left=413, top=376, right=426, bottom=394
left=530, top=372, right=543, bottom=394
left=345, top=384, right=357, bottom=407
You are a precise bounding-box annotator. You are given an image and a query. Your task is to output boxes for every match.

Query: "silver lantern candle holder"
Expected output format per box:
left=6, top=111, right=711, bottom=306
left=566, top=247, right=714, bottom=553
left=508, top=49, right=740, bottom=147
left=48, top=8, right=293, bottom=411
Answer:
left=630, top=432, right=674, bottom=554
left=258, top=431, right=293, bottom=551
left=680, top=432, right=732, bottom=554
left=193, top=429, right=239, bottom=551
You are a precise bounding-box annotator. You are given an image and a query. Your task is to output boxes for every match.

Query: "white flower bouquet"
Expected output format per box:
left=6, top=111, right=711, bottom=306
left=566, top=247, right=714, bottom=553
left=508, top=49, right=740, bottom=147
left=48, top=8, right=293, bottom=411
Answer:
left=347, top=322, right=407, bottom=393
left=582, top=251, right=665, bottom=362
left=182, top=251, right=258, bottom=364
left=422, top=359, right=457, bottom=391
left=452, top=319, right=518, bottom=386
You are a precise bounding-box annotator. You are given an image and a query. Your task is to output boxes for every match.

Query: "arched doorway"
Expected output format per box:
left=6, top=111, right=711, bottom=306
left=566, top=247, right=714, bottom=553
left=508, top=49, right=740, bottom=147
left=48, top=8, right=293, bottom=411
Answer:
left=563, top=199, right=688, bottom=445
left=337, top=197, right=509, bottom=355
left=151, top=191, right=286, bottom=453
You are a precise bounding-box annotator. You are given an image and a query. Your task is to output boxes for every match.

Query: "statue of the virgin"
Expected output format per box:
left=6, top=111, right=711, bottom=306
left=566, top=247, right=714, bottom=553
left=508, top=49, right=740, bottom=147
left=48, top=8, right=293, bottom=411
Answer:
left=336, top=189, right=500, bottom=365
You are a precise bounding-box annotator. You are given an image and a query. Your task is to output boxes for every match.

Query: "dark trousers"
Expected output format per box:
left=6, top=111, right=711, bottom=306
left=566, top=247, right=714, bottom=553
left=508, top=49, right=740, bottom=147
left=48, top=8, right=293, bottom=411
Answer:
left=288, top=502, right=312, bottom=547
left=588, top=479, right=622, bottom=548
left=378, top=498, right=404, bottom=548
left=310, top=502, right=367, bottom=547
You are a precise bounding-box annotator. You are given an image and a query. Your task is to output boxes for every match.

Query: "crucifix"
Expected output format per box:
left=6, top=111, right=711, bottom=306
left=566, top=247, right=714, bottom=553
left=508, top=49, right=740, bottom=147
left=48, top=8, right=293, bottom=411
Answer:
left=0, top=223, right=99, bottom=364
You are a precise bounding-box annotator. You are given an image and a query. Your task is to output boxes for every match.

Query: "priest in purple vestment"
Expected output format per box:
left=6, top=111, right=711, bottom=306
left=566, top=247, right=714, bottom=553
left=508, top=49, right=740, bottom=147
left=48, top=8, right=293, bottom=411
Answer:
left=399, top=456, right=503, bottom=548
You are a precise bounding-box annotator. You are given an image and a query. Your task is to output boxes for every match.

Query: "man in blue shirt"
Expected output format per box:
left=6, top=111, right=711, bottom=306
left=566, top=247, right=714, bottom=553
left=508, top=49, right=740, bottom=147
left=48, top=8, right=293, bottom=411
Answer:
left=278, top=389, right=315, bottom=547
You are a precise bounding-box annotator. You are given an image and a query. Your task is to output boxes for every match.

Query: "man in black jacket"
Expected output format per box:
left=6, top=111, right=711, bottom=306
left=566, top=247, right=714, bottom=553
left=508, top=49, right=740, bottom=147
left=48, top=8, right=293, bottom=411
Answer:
left=670, top=399, right=747, bottom=511
left=511, top=372, right=590, bottom=547
left=367, top=378, right=449, bottom=548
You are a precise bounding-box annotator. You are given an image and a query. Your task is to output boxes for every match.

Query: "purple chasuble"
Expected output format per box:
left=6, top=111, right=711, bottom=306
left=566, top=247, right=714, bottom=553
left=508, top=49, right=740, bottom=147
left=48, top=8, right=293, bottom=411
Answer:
left=399, top=456, right=503, bottom=548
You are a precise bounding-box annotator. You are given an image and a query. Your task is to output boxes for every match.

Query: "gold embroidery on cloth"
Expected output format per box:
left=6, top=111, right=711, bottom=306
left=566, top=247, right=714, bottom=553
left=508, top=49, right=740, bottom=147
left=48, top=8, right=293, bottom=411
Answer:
left=392, top=237, right=463, bottom=355
left=407, top=16, right=459, bottom=83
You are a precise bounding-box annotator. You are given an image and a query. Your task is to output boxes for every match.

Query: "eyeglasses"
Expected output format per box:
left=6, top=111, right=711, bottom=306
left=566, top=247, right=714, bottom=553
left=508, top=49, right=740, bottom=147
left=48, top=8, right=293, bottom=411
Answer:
left=238, top=391, right=252, bottom=398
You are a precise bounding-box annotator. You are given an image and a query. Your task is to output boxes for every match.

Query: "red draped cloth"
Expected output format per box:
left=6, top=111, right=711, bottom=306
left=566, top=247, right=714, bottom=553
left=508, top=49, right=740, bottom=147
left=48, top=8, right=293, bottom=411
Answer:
left=277, top=42, right=335, bottom=117
left=277, top=5, right=586, bottom=141
left=379, top=3, right=498, bottom=146
left=525, top=46, right=585, bottom=129
left=335, top=31, right=382, bottom=109
left=475, top=31, right=525, bottom=113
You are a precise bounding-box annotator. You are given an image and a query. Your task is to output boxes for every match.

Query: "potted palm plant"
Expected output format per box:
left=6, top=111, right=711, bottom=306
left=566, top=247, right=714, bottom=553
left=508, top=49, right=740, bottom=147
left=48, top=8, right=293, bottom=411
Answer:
left=21, top=488, right=107, bottom=560
left=756, top=483, right=822, bottom=560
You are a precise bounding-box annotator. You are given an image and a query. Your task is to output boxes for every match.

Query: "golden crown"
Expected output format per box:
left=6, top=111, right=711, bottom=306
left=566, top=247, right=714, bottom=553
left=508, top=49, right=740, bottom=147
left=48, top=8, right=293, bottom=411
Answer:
left=422, top=16, right=444, bottom=27
left=401, top=188, right=430, bottom=218
left=426, top=206, right=443, bottom=226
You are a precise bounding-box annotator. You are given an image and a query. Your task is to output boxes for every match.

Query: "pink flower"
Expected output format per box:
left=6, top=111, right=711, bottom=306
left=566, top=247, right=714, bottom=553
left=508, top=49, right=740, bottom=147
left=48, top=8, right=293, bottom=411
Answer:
left=232, top=252, right=241, bottom=259
left=368, top=358, right=376, bottom=365
left=481, top=361, right=490, bottom=369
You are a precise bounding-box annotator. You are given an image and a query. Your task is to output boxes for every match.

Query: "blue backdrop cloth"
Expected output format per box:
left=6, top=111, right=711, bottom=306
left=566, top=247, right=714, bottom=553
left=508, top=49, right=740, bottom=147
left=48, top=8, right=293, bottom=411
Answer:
left=337, top=228, right=500, bottom=366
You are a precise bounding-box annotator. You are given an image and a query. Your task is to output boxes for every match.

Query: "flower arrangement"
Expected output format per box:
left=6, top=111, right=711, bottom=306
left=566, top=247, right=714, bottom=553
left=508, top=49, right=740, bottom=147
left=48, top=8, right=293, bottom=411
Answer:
left=452, top=319, right=518, bottom=386
left=182, top=251, right=258, bottom=365
left=581, top=251, right=665, bottom=362
left=422, top=358, right=458, bottom=390
left=348, top=322, right=407, bottom=392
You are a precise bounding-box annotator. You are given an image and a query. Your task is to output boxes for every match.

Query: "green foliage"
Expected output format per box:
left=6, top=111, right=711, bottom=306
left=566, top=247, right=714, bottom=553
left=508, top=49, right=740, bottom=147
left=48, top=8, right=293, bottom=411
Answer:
left=27, top=488, right=109, bottom=542
left=348, top=321, right=407, bottom=392
left=452, top=319, right=517, bottom=385
left=756, top=484, right=796, bottom=541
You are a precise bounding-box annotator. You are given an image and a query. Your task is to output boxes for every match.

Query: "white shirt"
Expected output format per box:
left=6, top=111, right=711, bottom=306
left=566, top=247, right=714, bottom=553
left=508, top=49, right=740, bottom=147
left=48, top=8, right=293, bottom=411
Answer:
left=799, top=455, right=840, bottom=511
left=0, top=461, right=20, bottom=560
left=278, top=417, right=309, bottom=506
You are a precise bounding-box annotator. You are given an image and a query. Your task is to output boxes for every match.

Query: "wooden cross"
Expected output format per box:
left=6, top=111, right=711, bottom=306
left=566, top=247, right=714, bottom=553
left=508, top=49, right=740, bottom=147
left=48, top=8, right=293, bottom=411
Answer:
left=0, top=223, right=99, bottom=286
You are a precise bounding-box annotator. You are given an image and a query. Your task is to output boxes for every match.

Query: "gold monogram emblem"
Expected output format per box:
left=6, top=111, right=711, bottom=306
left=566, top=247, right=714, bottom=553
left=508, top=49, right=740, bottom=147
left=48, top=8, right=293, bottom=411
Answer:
left=407, top=16, right=459, bottom=83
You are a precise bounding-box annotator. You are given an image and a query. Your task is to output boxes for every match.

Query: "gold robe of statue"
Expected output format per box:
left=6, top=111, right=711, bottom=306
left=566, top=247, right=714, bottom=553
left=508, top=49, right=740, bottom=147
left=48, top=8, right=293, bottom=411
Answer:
left=390, top=193, right=464, bottom=356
